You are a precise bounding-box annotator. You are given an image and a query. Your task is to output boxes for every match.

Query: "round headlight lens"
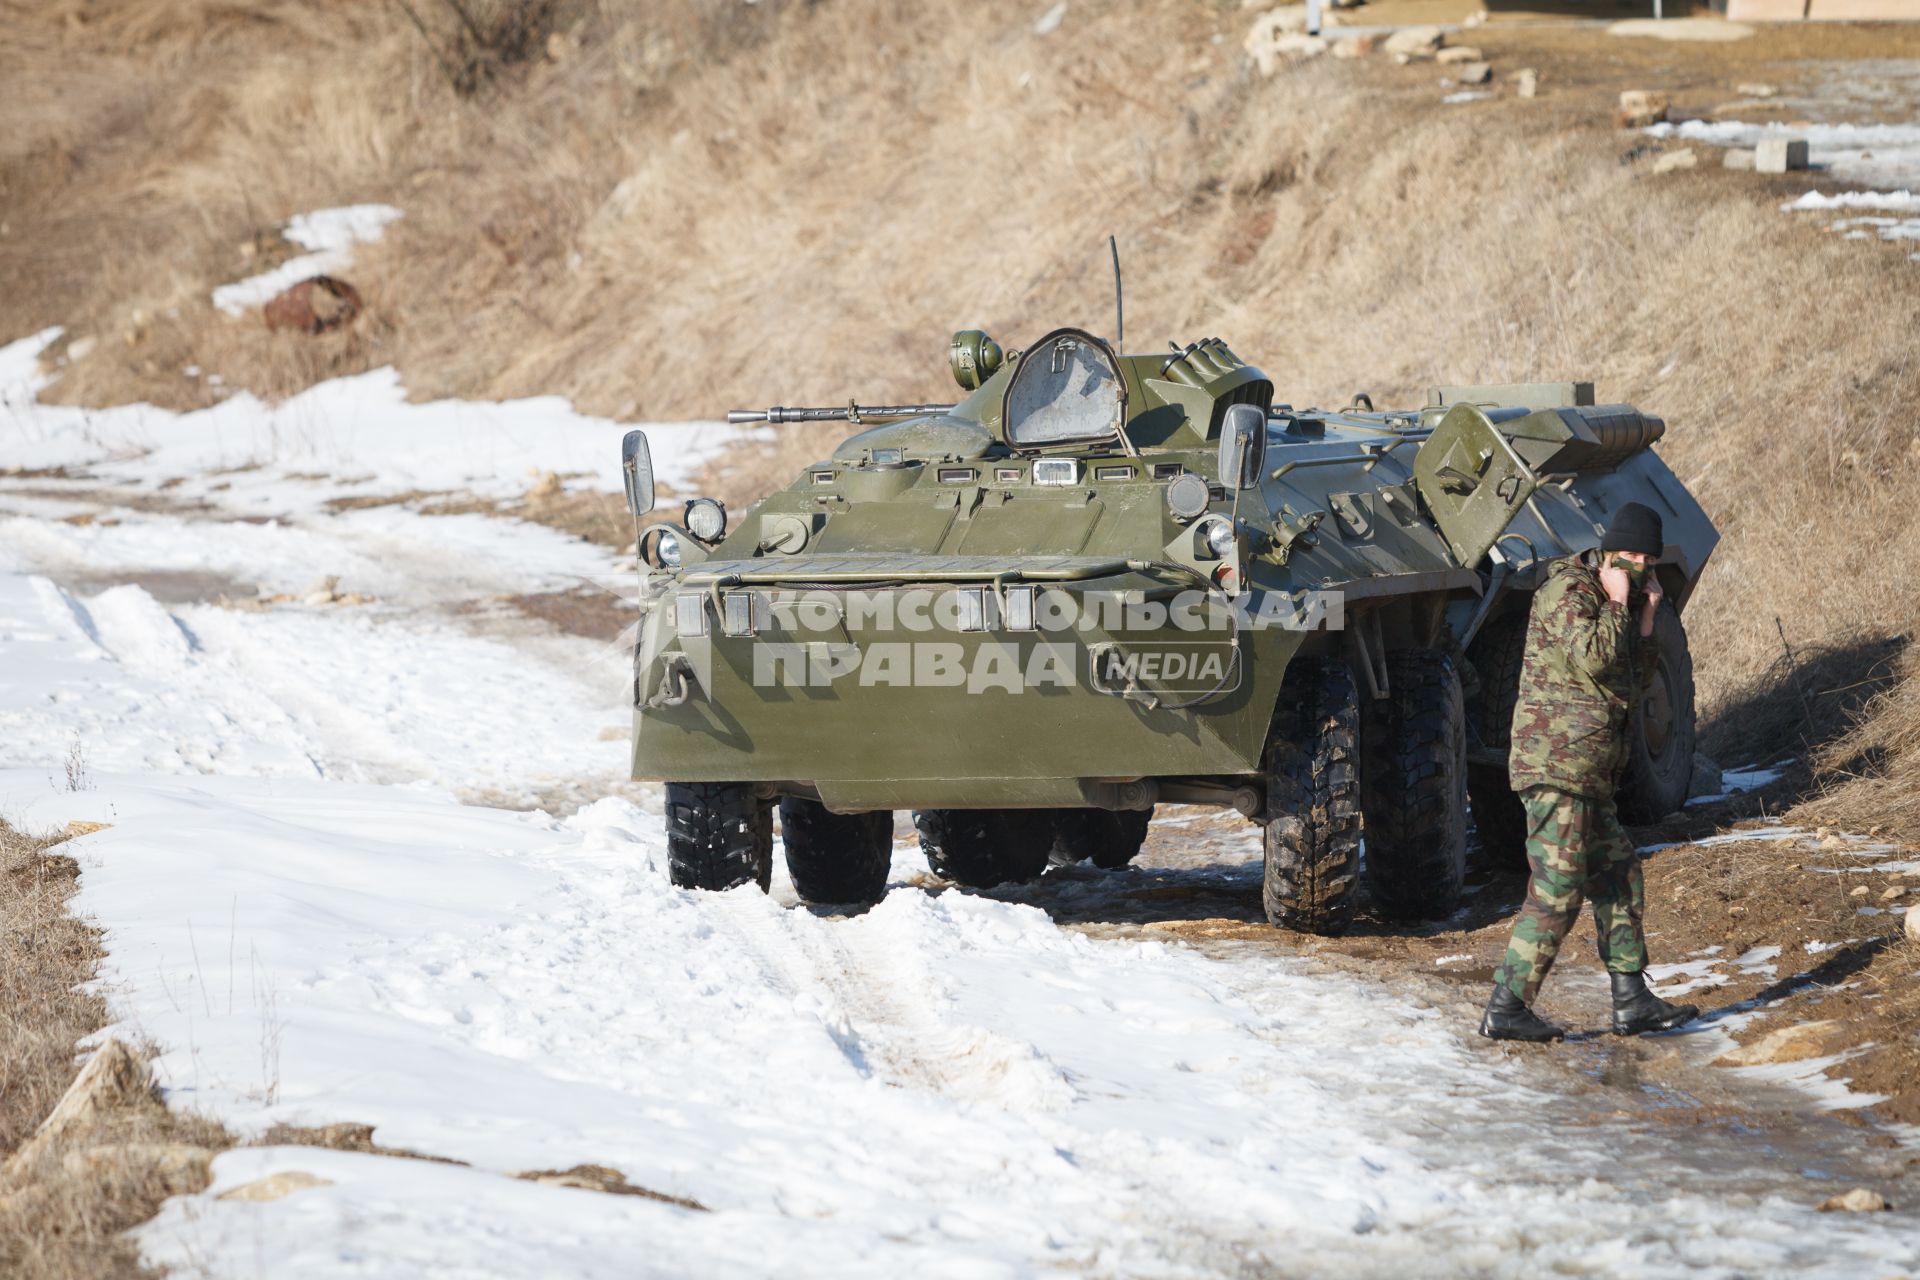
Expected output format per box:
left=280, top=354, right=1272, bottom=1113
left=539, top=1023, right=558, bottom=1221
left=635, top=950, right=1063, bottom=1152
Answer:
left=685, top=497, right=728, bottom=543
left=656, top=528, right=683, bottom=569
left=1205, top=520, right=1237, bottom=559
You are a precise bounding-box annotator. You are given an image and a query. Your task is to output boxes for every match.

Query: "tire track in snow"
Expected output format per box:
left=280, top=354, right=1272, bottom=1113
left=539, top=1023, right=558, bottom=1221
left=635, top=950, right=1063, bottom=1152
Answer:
left=709, top=887, right=1079, bottom=1112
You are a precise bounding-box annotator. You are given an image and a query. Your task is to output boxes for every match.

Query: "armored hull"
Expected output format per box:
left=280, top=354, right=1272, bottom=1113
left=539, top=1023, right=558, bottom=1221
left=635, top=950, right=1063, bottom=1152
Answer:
left=619, top=330, right=1715, bottom=931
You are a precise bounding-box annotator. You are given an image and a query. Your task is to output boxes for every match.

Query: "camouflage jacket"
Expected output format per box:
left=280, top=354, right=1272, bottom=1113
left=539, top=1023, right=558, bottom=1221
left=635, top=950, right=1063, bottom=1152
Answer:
left=1507, top=551, right=1654, bottom=798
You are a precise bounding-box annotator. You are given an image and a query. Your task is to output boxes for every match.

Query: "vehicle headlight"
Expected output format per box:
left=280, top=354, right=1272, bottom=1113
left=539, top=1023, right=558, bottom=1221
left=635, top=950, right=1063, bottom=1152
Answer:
left=685, top=497, right=728, bottom=543
left=1205, top=520, right=1237, bottom=559
left=657, top=528, right=683, bottom=569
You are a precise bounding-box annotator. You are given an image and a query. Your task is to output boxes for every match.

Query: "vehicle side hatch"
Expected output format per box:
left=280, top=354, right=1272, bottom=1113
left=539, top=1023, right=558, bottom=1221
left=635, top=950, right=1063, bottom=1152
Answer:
left=1413, top=403, right=1540, bottom=567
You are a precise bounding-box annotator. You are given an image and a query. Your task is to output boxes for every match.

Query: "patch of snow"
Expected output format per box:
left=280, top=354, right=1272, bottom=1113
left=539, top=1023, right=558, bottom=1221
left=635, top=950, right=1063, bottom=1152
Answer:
left=1871, top=859, right=1920, bottom=875
left=1607, top=17, right=1752, bottom=42
left=1718, top=1049, right=1888, bottom=1113
left=1432, top=953, right=1474, bottom=966
left=1720, top=763, right=1785, bottom=791
left=1637, top=825, right=1803, bottom=856
left=1647, top=958, right=1730, bottom=998
left=1648, top=120, right=1920, bottom=191
left=1732, top=945, right=1781, bottom=977
left=211, top=204, right=404, bottom=316
left=1782, top=189, right=1920, bottom=213
left=0, top=329, right=759, bottom=503
left=1442, top=91, right=1488, bottom=105
left=1805, top=939, right=1862, bottom=954
left=1684, top=762, right=1784, bottom=808
left=0, top=573, right=622, bottom=801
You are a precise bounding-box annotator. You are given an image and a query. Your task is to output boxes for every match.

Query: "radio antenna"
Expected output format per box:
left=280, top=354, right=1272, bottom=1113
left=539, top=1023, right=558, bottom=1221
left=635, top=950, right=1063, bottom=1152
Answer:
left=1108, top=235, right=1125, bottom=352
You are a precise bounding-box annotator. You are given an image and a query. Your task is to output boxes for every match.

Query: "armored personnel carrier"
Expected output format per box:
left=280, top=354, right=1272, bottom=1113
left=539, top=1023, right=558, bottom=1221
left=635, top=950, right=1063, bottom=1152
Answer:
left=619, top=327, right=1715, bottom=934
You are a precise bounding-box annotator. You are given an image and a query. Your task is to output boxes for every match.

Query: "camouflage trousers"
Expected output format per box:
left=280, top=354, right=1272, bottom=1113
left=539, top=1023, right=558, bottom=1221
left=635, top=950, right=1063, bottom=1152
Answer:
left=1493, top=785, right=1648, bottom=1005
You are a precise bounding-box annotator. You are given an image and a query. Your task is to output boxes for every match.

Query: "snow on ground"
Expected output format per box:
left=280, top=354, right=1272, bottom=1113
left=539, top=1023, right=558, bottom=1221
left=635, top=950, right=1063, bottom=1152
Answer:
left=1649, top=117, right=1920, bottom=254
left=0, top=570, right=620, bottom=798
left=4, top=357, right=1918, bottom=1276
left=1646, top=120, right=1920, bottom=192
left=1686, top=760, right=1786, bottom=807
left=1, top=329, right=761, bottom=505
left=212, top=205, right=404, bottom=316
left=9, top=772, right=1915, bottom=1280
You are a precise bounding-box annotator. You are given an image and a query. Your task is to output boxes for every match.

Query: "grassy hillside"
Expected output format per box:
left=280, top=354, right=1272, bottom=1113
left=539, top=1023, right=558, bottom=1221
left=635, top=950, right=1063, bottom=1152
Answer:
left=5, top=0, right=1919, bottom=829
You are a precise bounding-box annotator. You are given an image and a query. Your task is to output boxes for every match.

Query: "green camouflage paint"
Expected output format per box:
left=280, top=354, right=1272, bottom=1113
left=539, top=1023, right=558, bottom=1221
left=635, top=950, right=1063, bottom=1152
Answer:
left=1494, top=785, right=1648, bottom=1004
left=625, top=327, right=1718, bottom=824
left=1506, top=551, right=1657, bottom=799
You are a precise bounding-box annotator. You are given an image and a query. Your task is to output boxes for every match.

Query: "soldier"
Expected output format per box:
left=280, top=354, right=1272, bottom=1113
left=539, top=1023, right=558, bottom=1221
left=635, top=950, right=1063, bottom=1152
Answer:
left=1480, top=502, right=1700, bottom=1042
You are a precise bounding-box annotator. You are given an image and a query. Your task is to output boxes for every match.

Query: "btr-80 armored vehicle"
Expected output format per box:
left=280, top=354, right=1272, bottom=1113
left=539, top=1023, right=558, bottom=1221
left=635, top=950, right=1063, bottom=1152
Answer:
left=620, top=327, right=1715, bottom=935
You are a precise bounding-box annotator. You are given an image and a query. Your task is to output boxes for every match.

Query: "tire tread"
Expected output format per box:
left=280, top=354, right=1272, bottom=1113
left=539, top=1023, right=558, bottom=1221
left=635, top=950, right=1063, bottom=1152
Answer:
left=1262, top=657, right=1362, bottom=936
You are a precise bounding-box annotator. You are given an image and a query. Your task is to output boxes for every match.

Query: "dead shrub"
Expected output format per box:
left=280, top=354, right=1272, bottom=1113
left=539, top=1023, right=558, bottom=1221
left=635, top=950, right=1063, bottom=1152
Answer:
left=0, top=821, right=234, bottom=1279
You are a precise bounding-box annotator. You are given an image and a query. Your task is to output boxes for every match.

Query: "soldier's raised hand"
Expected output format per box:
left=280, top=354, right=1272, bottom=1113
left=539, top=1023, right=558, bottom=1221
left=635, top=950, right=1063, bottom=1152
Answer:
left=1598, top=563, right=1633, bottom=606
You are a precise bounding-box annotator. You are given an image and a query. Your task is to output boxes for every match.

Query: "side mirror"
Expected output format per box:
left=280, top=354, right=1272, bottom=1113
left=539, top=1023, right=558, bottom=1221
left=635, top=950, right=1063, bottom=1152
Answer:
left=1217, top=404, right=1267, bottom=491
left=621, top=430, right=655, bottom=518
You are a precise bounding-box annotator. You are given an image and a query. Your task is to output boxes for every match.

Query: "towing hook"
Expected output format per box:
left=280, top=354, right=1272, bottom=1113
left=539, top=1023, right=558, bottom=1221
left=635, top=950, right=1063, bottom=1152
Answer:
left=644, top=655, right=695, bottom=709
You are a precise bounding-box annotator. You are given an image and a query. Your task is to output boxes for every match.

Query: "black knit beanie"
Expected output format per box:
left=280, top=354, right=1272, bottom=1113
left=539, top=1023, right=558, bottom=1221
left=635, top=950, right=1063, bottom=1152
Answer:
left=1600, top=502, right=1664, bottom=558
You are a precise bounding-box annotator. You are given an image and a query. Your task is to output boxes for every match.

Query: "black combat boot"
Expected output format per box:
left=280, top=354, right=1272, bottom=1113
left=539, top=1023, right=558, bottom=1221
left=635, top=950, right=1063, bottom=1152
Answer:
left=1610, top=971, right=1698, bottom=1035
left=1479, top=985, right=1566, bottom=1042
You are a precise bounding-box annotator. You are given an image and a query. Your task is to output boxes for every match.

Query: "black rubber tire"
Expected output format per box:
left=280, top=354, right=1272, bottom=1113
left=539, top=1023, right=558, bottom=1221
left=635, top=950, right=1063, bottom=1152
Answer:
left=914, top=809, right=1053, bottom=888
left=779, top=798, right=893, bottom=905
left=1360, top=650, right=1468, bottom=921
left=1619, top=602, right=1697, bottom=823
left=1465, top=611, right=1531, bottom=869
left=666, top=782, right=772, bottom=892
left=1050, top=808, right=1153, bottom=870
left=1261, top=655, right=1362, bottom=936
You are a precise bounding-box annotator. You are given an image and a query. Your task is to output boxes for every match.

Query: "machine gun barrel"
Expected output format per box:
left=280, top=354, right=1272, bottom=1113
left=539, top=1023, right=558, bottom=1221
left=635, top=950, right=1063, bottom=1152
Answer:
left=726, top=403, right=956, bottom=425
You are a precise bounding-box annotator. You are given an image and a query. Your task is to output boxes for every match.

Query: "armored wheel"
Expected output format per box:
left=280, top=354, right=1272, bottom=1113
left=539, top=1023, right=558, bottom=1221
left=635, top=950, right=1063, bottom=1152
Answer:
left=1049, top=808, right=1153, bottom=870
left=1261, top=655, right=1362, bottom=936
left=1618, top=601, right=1697, bottom=823
left=666, top=782, right=772, bottom=893
left=914, top=809, right=1053, bottom=888
left=1360, top=650, right=1468, bottom=921
left=779, top=798, right=894, bottom=905
left=1465, top=612, right=1531, bottom=869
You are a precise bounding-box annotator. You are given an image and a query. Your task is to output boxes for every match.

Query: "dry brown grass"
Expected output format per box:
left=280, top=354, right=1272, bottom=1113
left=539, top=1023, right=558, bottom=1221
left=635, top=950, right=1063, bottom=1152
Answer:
left=0, top=823, right=105, bottom=1161
left=0, top=819, right=233, bottom=1279
left=5, top=3, right=1920, bottom=828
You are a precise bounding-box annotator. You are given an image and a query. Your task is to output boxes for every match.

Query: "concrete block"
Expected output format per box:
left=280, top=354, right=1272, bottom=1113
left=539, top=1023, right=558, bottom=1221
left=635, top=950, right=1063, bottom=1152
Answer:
left=1617, top=89, right=1669, bottom=128
left=1755, top=137, right=1809, bottom=173
left=1808, top=0, right=1920, bottom=17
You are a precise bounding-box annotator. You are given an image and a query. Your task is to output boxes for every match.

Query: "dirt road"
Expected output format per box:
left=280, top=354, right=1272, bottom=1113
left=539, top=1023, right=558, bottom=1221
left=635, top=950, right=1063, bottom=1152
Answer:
left=4, top=383, right=1915, bottom=1274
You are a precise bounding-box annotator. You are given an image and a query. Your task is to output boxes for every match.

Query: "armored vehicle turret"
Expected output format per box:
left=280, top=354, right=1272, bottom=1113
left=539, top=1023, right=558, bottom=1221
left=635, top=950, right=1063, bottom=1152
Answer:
left=619, top=327, right=1715, bottom=933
